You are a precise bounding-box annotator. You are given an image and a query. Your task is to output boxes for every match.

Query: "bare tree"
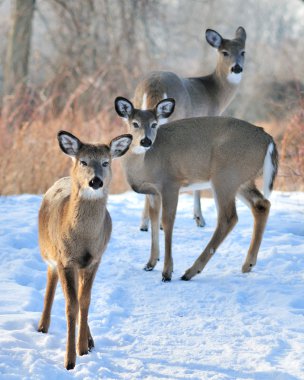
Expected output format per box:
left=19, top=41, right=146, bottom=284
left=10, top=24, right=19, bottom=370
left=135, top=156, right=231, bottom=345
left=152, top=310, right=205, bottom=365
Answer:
left=1, top=0, right=35, bottom=137
left=3, top=0, right=35, bottom=98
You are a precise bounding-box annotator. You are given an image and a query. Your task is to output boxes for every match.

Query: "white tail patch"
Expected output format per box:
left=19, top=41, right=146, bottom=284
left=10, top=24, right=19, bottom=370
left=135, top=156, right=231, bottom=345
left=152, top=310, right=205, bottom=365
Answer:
left=263, top=143, right=274, bottom=199
left=141, top=93, right=148, bottom=110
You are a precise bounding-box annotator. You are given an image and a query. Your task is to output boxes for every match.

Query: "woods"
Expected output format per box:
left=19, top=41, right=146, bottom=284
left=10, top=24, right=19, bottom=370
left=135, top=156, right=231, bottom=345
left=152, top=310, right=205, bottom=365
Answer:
left=0, top=0, right=303, bottom=194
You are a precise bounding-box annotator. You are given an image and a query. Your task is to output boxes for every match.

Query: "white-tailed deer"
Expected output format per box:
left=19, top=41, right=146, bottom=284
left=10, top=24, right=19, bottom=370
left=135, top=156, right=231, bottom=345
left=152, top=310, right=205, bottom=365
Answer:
left=133, top=26, right=246, bottom=229
left=37, top=131, right=132, bottom=370
left=115, top=97, right=278, bottom=282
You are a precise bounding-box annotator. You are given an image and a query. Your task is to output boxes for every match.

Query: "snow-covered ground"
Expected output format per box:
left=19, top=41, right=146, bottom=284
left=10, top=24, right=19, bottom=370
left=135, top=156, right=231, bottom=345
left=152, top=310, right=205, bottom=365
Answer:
left=0, top=191, right=303, bottom=380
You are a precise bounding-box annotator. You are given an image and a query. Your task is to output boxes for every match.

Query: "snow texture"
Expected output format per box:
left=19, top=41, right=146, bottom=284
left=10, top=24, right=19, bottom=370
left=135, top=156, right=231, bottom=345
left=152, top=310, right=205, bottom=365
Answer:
left=0, top=191, right=303, bottom=379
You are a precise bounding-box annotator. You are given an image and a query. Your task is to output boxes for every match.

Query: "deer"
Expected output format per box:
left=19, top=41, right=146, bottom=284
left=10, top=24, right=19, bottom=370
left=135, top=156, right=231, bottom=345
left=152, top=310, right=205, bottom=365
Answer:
left=115, top=96, right=278, bottom=282
left=37, top=130, right=132, bottom=370
left=132, top=26, right=246, bottom=230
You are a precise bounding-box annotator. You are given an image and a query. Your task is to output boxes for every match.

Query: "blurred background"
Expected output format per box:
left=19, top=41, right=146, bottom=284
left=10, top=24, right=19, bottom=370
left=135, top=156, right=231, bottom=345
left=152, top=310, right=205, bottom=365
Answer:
left=0, top=0, right=303, bottom=195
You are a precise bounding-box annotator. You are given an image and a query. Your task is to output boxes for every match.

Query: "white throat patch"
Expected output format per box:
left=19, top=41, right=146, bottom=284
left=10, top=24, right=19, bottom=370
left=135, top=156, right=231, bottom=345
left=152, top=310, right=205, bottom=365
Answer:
left=80, top=187, right=105, bottom=200
left=158, top=118, right=168, bottom=126
left=227, top=72, right=242, bottom=85
left=131, top=146, right=148, bottom=155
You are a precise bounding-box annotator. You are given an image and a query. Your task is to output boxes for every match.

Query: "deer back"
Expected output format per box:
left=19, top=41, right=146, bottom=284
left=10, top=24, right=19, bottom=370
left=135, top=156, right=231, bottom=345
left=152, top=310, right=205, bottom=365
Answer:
left=123, top=117, right=273, bottom=194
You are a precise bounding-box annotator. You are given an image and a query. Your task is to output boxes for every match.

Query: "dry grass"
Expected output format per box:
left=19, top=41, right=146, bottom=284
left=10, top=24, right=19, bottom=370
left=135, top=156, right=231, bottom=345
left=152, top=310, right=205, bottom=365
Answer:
left=0, top=110, right=130, bottom=195
left=279, top=109, right=304, bottom=191
left=0, top=65, right=134, bottom=196
left=260, top=107, right=304, bottom=192
left=0, top=89, right=303, bottom=195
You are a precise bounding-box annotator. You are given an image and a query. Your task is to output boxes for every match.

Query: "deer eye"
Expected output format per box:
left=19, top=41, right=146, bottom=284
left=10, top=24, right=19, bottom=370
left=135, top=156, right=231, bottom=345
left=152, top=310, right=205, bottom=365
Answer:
left=133, top=122, right=140, bottom=128
left=80, top=160, right=87, bottom=166
left=102, top=161, right=109, bottom=167
left=151, top=122, right=158, bottom=129
left=222, top=51, right=229, bottom=57
left=241, top=51, right=245, bottom=56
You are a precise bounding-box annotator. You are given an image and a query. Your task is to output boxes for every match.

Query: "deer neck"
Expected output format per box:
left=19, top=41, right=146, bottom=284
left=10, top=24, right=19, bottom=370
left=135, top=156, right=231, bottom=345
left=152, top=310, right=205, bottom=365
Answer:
left=122, top=145, right=156, bottom=194
left=65, top=183, right=108, bottom=230
left=210, top=65, right=240, bottom=112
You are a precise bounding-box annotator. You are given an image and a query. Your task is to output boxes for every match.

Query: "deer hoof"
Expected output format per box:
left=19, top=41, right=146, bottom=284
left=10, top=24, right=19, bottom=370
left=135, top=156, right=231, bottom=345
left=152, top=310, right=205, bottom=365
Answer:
left=180, top=274, right=190, bottom=281
left=181, top=268, right=194, bottom=281
left=242, top=263, right=253, bottom=273
left=78, top=349, right=88, bottom=356
left=144, top=264, right=154, bottom=271
left=144, top=258, right=159, bottom=271
left=194, top=216, right=206, bottom=228
left=37, top=324, right=48, bottom=334
left=65, top=362, right=75, bottom=370
left=88, top=336, right=95, bottom=351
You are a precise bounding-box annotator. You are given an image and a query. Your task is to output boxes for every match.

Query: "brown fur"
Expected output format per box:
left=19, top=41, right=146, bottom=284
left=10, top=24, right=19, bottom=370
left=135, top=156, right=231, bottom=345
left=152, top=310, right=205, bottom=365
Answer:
left=133, top=27, right=246, bottom=229
left=115, top=106, right=278, bottom=282
left=37, top=131, right=132, bottom=370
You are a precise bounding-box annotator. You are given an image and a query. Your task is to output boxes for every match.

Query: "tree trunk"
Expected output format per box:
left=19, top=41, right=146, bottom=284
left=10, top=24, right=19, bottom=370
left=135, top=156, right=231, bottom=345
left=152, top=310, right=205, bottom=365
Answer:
left=3, top=0, right=35, bottom=110
left=2, top=0, right=35, bottom=135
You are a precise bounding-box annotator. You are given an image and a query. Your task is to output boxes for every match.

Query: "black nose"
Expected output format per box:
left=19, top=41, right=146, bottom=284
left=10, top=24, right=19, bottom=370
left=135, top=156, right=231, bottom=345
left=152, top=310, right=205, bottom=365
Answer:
left=89, top=177, right=103, bottom=190
left=140, top=137, right=152, bottom=148
left=231, top=64, right=243, bottom=74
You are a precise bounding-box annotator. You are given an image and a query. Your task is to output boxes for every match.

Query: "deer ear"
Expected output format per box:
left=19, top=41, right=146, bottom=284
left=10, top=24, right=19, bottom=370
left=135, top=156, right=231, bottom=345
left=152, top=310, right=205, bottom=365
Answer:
left=155, top=98, right=175, bottom=119
left=110, top=134, right=133, bottom=158
left=115, top=97, right=134, bottom=119
left=57, top=131, right=82, bottom=157
left=205, top=29, right=223, bottom=48
left=235, top=26, right=246, bottom=42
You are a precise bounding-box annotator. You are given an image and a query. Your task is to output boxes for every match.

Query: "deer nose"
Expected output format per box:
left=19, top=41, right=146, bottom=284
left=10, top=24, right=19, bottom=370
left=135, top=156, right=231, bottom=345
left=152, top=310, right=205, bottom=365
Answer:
left=231, top=64, right=243, bottom=74
left=89, top=176, right=103, bottom=190
left=140, top=137, right=152, bottom=148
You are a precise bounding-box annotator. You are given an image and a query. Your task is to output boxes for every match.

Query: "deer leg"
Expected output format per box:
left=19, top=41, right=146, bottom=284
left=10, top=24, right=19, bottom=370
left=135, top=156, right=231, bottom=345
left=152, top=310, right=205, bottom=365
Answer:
left=161, top=188, right=179, bottom=282
left=57, top=263, right=78, bottom=370
left=144, top=194, right=161, bottom=271
left=87, top=324, right=94, bottom=351
left=77, top=264, right=98, bottom=356
left=193, top=190, right=206, bottom=227
left=38, top=266, right=58, bottom=333
left=238, top=185, right=270, bottom=273
left=140, top=195, right=150, bottom=231
left=182, top=191, right=238, bottom=281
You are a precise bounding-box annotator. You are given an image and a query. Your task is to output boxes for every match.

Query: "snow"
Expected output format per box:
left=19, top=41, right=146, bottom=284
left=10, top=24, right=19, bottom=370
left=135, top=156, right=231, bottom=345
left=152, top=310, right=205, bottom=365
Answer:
left=0, top=191, right=303, bottom=379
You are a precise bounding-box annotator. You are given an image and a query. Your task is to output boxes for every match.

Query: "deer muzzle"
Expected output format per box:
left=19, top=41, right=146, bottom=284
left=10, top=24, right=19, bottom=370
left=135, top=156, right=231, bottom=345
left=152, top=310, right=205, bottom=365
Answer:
left=231, top=64, right=243, bottom=74
left=89, top=176, right=103, bottom=190
left=140, top=137, right=152, bottom=148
